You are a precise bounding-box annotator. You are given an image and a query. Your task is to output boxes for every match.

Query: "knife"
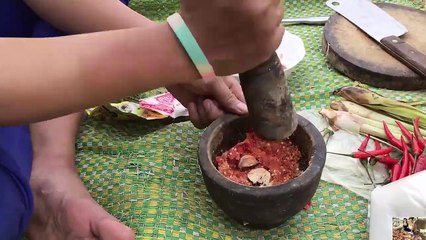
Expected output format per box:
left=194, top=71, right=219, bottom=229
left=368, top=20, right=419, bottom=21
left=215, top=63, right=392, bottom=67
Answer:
left=281, top=16, right=329, bottom=25
left=326, top=0, right=426, bottom=78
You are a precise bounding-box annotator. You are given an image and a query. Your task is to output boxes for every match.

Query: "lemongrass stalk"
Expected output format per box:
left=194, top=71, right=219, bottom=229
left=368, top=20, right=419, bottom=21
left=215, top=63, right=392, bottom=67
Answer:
left=334, top=86, right=426, bottom=129
left=331, top=100, right=397, bottom=123
left=319, top=109, right=403, bottom=140
left=319, top=108, right=359, bottom=133
left=334, top=86, right=413, bottom=108
left=359, top=124, right=389, bottom=139
left=371, top=105, right=426, bottom=129
left=326, top=106, right=404, bottom=137
left=404, top=101, right=426, bottom=106
left=350, top=112, right=403, bottom=136
left=331, top=100, right=426, bottom=136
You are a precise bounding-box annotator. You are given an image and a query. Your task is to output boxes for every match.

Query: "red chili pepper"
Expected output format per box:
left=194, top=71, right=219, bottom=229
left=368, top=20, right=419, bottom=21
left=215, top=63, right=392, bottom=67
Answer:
left=412, top=134, right=421, bottom=175
left=412, top=135, right=422, bottom=156
left=374, top=140, right=381, bottom=150
left=370, top=139, right=382, bottom=166
left=379, top=155, right=398, bottom=166
left=328, top=147, right=394, bottom=159
left=358, top=135, right=372, bottom=168
left=371, top=139, right=391, bottom=166
left=383, top=121, right=403, bottom=150
left=414, top=149, right=426, bottom=173
left=413, top=117, right=425, bottom=150
left=352, top=147, right=394, bottom=159
left=356, top=136, right=375, bottom=185
left=408, top=156, right=413, bottom=175
left=399, top=138, right=410, bottom=179
left=303, top=200, right=312, bottom=210
left=395, top=121, right=412, bottom=142
left=391, top=163, right=401, bottom=182
left=419, top=139, right=426, bottom=152
left=358, top=134, right=371, bottom=152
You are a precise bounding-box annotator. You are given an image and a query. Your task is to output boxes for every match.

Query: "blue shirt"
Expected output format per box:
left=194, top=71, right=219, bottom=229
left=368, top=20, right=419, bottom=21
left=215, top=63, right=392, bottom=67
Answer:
left=0, top=1, right=64, bottom=239
left=0, top=0, right=37, bottom=37
left=0, top=126, right=33, bottom=240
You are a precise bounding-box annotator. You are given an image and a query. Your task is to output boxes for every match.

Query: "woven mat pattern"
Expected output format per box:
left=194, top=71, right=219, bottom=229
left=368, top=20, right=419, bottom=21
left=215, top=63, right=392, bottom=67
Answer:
left=76, top=0, right=426, bottom=239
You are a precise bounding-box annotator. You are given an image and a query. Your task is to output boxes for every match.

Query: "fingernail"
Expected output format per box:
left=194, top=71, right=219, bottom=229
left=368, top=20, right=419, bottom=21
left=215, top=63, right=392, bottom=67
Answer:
left=237, top=102, right=248, bottom=114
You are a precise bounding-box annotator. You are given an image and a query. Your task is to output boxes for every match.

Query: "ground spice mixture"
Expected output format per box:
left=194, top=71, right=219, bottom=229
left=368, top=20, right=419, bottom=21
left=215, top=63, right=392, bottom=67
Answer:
left=215, top=130, right=302, bottom=186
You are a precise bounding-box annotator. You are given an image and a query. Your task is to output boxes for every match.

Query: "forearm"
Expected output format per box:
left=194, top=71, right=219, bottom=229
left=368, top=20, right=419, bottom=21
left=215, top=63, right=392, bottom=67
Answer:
left=0, top=24, right=199, bottom=125
left=24, top=0, right=153, bottom=33
left=26, top=1, right=157, bottom=166
left=30, top=113, right=83, bottom=168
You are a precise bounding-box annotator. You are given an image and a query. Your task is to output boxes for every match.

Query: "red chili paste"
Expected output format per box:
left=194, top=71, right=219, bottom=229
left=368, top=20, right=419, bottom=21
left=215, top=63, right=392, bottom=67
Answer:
left=215, top=130, right=302, bottom=186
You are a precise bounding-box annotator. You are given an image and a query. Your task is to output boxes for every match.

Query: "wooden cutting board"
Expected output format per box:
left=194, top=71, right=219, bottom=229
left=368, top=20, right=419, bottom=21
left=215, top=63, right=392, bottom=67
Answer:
left=322, top=3, right=426, bottom=90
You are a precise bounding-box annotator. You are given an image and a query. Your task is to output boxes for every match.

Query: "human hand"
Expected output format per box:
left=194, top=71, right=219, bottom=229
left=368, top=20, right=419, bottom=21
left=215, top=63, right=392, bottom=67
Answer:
left=167, top=76, right=247, bottom=128
left=29, top=164, right=135, bottom=240
left=179, top=0, right=284, bottom=76
left=28, top=114, right=135, bottom=240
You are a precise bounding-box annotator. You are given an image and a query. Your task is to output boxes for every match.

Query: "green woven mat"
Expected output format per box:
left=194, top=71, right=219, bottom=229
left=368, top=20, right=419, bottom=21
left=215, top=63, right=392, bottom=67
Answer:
left=76, top=1, right=426, bottom=239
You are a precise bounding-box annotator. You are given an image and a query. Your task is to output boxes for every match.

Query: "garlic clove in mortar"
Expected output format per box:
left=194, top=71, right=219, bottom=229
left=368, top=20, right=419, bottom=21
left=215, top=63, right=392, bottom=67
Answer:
left=247, top=168, right=271, bottom=186
left=238, top=155, right=259, bottom=169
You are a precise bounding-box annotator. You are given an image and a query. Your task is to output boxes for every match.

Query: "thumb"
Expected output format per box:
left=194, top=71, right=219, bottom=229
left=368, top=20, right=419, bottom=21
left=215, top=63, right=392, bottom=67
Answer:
left=211, top=79, right=248, bottom=115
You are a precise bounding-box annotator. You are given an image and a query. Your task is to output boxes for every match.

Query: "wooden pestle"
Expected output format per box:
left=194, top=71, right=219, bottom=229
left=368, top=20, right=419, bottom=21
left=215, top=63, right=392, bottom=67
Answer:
left=239, top=53, right=298, bottom=140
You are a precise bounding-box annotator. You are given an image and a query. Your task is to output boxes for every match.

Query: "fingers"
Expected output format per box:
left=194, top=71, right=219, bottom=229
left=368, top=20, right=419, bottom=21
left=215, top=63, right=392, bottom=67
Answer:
left=188, top=99, right=224, bottom=129
left=92, top=216, right=135, bottom=240
left=210, top=77, right=248, bottom=115
left=188, top=102, right=205, bottom=129
left=273, top=26, right=285, bottom=54
left=274, top=0, right=284, bottom=23
left=195, top=98, right=211, bottom=128
left=166, top=84, right=196, bottom=107
left=222, top=76, right=246, bottom=103
left=202, top=98, right=224, bottom=123
left=170, top=76, right=248, bottom=129
left=188, top=76, right=247, bottom=129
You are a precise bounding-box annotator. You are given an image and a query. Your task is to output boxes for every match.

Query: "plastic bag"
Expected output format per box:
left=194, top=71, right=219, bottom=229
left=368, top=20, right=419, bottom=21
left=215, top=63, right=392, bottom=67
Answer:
left=369, top=171, right=426, bottom=240
left=86, top=92, right=188, bottom=120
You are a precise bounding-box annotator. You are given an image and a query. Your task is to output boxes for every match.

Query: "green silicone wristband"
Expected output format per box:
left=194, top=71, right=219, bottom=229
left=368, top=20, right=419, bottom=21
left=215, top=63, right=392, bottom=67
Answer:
left=167, top=13, right=216, bottom=81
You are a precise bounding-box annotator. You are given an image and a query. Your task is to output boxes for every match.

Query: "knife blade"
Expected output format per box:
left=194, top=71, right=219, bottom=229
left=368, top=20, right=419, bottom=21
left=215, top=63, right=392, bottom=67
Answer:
left=326, top=0, right=426, bottom=78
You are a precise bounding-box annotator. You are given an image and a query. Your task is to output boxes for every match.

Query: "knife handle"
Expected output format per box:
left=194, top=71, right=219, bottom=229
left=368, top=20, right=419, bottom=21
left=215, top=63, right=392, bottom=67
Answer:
left=381, top=36, right=426, bottom=78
